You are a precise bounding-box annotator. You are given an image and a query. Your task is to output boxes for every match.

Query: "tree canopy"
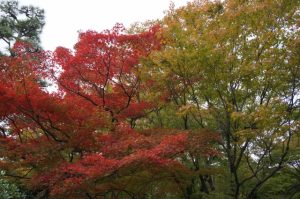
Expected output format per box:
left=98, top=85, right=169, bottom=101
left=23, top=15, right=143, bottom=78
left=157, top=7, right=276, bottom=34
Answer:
left=0, top=0, right=299, bottom=198
left=141, top=0, right=299, bottom=198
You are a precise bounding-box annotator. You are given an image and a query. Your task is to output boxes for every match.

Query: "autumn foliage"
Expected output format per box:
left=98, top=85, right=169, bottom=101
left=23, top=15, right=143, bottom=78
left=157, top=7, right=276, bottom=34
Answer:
left=0, top=24, right=219, bottom=198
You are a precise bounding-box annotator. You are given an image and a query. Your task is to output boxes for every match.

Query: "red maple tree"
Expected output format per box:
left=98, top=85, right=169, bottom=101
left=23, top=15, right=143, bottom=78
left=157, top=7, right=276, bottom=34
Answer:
left=0, top=24, right=219, bottom=198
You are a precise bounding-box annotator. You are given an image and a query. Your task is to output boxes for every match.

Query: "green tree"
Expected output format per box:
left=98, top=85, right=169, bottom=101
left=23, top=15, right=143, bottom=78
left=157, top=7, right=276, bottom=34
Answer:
left=0, top=0, right=45, bottom=55
left=0, top=172, right=25, bottom=199
left=143, top=0, right=300, bottom=198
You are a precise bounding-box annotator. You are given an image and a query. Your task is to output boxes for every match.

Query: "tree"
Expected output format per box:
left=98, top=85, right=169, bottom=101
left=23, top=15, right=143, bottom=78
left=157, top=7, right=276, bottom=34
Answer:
left=0, top=172, right=25, bottom=199
left=0, top=0, right=45, bottom=55
left=0, top=24, right=218, bottom=199
left=143, top=0, right=300, bottom=198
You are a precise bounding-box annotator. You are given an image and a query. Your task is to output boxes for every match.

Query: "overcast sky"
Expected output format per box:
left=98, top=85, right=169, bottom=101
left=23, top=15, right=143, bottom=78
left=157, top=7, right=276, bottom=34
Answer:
left=18, top=0, right=189, bottom=51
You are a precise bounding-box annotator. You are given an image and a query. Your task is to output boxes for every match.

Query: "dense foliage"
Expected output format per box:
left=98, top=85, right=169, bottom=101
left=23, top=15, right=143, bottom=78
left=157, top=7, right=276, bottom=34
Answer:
left=141, top=0, right=300, bottom=198
left=0, top=0, right=299, bottom=199
left=0, top=24, right=219, bottom=198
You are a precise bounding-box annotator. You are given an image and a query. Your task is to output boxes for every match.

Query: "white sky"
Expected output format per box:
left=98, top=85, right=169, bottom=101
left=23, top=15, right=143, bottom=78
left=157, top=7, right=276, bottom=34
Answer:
left=18, top=0, right=190, bottom=51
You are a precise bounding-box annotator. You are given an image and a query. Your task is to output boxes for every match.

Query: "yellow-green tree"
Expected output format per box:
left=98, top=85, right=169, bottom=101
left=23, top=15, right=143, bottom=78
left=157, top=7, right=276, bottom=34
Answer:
left=142, top=0, right=300, bottom=198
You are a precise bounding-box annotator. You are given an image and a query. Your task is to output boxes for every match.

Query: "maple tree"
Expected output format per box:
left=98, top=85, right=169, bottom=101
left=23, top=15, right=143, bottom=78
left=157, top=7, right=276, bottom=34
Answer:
left=0, top=24, right=218, bottom=198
